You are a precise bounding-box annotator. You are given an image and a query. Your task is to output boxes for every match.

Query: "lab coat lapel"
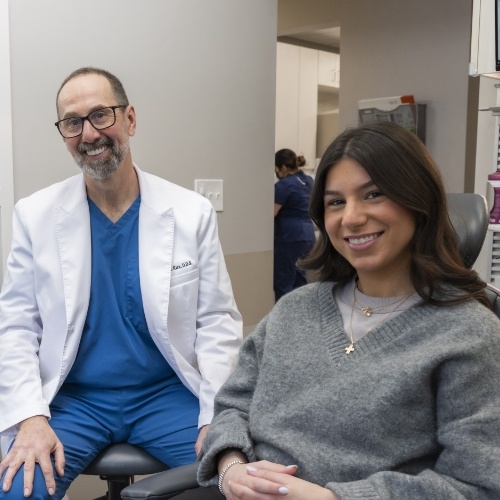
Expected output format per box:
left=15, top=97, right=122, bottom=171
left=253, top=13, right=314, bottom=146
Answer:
left=54, top=175, right=91, bottom=331
left=136, top=168, right=174, bottom=342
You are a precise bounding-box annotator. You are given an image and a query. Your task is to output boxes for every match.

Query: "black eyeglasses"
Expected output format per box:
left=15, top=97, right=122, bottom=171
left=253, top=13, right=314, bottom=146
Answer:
left=54, top=105, right=127, bottom=138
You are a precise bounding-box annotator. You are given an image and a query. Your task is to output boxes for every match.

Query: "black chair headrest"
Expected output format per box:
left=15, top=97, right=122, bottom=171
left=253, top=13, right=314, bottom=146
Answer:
left=446, top=193, right=489, bottom=269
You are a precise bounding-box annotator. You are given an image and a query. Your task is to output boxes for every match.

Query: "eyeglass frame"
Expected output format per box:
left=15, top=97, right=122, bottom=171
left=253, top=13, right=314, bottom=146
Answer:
left=54, top=104, right=128, bottom=139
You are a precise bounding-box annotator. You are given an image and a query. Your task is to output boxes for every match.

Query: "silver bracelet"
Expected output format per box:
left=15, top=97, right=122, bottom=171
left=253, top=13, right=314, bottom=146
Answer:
left=218, top=459, right=244, bottom=496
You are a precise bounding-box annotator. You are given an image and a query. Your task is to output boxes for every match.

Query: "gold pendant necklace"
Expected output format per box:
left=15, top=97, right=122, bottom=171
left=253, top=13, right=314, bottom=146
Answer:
left=354, top=280, right=407, bottom=317
left=345, top=282, right=414, bottom=355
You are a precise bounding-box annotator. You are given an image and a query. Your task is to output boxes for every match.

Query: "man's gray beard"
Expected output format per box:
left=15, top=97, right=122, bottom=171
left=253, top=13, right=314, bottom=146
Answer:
left=75, top=141, right=130, bottom=180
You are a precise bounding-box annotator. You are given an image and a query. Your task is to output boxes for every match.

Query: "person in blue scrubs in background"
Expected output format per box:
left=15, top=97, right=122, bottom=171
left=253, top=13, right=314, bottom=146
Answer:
left=0, top=67, right=242, bottom=499
left=274, top=149, right=315, bottom=302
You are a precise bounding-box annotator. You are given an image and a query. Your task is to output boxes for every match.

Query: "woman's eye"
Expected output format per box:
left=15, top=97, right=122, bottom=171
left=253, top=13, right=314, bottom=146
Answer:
left=325, top=198, right=344, bottom=207
left=366, top=190, right=383, bottom=200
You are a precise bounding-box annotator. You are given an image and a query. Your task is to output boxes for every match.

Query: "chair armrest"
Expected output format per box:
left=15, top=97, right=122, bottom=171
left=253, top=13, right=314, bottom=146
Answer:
left=120, top=462, right=199, bottom=500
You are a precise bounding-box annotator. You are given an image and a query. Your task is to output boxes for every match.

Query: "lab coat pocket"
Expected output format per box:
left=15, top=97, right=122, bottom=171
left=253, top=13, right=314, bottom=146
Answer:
left=168, top=269, right=200, bottom=362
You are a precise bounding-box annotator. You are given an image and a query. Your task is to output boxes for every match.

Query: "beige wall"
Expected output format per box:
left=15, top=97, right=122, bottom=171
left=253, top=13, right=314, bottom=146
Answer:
left=338, top=0, right=475, bottom=193
left=278, top=0, right=340, bottom=35
left=226, top=251, right=275, bottom=331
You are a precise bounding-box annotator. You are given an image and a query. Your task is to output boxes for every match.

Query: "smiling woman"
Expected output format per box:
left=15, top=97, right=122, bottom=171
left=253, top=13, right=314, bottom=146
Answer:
left=171, top=121, right=500, bottom=500
left=304, top=122, right=480, bottom=301
left=322, top=157, right=416, bottom=295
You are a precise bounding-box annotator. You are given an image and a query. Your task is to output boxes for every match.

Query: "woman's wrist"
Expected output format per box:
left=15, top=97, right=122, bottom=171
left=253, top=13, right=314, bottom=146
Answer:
left=217, top=449, right=248, bottom=474
left=218, top=460, right=244, bottom=496
left=217, top=449, right=248, bottom=496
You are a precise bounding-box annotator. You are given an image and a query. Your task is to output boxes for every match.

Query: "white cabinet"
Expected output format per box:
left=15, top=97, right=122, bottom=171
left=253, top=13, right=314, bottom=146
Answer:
left=275, top=43, right=318, bottom=170
left=275, top=43, right=340, bottom=169
left=470, top=0, right=499, bottom=78
left=318, top=51, right=340, bottom=88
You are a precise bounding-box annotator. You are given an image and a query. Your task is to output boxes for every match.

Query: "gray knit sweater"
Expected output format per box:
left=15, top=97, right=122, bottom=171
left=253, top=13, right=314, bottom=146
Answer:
left=198, top=281, right=500, bottom=499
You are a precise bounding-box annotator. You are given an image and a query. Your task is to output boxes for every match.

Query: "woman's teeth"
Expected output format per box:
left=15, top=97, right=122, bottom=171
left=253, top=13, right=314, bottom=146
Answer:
left=349, top=233, right=380, bottom=245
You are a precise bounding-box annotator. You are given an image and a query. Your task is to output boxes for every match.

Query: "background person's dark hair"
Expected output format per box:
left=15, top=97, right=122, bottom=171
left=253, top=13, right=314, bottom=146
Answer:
left=301, top=121, right=490, bottom=308
left=56, top=67, right=129, bottom=118
left=275, top=149, right=306, bottom=170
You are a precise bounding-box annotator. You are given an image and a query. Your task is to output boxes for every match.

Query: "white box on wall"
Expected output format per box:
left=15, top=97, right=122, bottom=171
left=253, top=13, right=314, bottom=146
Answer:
left=470, top=0, right=500, bottom=78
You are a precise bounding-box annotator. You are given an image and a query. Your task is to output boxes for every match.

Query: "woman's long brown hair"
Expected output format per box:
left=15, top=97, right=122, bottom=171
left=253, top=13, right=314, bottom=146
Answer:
left=301, top=121, right=490, bottom=308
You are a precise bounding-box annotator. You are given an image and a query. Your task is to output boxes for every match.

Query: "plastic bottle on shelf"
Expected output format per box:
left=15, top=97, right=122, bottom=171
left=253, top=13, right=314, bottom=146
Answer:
left=488, top=169, right=500, bottom=230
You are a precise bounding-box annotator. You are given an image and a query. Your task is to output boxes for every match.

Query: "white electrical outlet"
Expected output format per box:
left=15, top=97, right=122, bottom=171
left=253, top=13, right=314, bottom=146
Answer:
left=194, top=179, right=223, bottom=212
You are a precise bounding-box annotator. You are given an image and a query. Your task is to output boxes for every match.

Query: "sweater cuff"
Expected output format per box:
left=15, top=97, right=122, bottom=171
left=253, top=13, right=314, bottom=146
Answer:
left=197, top=438, right=256, bottom=487
left=326, top=479, right=380, bottom=499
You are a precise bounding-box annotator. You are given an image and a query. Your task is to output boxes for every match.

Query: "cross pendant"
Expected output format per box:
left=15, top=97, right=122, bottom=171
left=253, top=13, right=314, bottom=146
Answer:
left=345, top=344, right=355, bottom=354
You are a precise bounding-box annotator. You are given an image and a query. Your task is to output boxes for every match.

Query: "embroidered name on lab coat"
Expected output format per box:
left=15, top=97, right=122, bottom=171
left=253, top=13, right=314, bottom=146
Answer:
left=172, top=260, right=192, bottom=271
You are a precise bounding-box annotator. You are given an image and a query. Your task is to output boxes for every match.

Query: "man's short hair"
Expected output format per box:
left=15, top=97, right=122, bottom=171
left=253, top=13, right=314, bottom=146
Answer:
left=56, top=67, right=129, bottom=117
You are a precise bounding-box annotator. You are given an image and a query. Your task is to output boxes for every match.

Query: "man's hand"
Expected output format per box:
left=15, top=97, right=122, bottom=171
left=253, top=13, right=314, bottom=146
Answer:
left=0, top=416, right=65, bottom=497
left=195, top=425, right=210, bottom=456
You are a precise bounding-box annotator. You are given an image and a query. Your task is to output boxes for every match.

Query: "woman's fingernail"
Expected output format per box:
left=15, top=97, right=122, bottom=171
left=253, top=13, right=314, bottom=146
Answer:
left=48, top=487, right=55, bottom=495
left=24, top=488, right=30, bottom=497
left=279, top=486, right=289, bottom=495
left=286, top=464, right=298, bottom=469
left=246, top=465, right=258, bottom=472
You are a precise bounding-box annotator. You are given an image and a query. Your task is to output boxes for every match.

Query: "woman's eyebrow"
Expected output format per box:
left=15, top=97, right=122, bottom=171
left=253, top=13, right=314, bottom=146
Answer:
left=324, top=180, right=376, bottom=196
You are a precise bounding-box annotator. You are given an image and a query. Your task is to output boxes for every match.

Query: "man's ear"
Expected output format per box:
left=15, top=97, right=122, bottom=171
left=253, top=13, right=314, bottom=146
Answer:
left=125, top=105, right=137, bottom=137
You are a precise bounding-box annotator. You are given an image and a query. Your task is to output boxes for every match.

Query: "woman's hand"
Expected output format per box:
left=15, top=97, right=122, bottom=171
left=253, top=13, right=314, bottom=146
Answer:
left=222, top=460, right=338, bottom=500
left=222, top=460, right=296, bottom=499
left=245, top=466, right=339, bottom=499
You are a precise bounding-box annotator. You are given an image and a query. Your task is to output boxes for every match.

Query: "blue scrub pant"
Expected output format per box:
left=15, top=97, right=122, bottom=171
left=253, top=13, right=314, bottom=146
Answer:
left=0, top=378, right=199, bottom=500
left=274, top=240, right=314, bottom=302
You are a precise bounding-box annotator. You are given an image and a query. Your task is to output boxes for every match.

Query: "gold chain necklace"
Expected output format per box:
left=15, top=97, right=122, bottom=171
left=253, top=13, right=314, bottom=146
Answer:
left=345, top=286, right=413, bottom=355
left=353, top=280, right=407, bottom=317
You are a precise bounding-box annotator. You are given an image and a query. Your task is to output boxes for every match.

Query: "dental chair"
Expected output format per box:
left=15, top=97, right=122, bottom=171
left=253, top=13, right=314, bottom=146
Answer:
left=446, top=193, right=500, bottom=315
left=118, top=192, right=500, bottom=500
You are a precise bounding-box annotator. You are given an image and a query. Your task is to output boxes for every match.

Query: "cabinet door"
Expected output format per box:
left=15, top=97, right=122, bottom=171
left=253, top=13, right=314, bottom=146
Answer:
left=275, top=43, right=318, bottom=167
left=318, top=51, right=339, bottom=88
left=297, top=46, right=318, bottom=167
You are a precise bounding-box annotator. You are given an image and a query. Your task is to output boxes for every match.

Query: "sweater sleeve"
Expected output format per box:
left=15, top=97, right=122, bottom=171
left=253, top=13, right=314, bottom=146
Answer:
left=326, top=312, right=500, bottom=500
left=197, top=317, right=267, bottom=486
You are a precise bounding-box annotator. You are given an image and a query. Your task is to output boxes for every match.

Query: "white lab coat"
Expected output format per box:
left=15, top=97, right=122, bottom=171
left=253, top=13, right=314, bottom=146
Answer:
left=0, top=165, right=242, bottom=455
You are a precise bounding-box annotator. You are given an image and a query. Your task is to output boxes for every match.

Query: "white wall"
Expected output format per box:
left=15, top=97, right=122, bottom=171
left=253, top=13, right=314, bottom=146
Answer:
left=0, top=1, right=14, bottom=280
left=339, top=0, right=474, bottom=193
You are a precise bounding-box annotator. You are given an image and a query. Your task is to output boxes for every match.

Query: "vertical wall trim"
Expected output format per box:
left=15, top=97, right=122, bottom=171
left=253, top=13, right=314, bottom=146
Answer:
left=0, top=1, right=14, bottom=279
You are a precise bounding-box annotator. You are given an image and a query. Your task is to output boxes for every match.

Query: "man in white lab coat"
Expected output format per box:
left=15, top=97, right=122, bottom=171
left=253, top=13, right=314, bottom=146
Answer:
left=0, top=67, right=242, bottom=499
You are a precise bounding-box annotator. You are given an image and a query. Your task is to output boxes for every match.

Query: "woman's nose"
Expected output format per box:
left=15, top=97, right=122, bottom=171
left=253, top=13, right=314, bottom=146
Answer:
left=341, top=201, right=367, bottom=227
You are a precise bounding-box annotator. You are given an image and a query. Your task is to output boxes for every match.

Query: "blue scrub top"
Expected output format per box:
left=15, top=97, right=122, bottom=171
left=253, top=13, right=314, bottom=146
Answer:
left=66, top=196, right=177, bottom=388
left=274, top=170, right=315, bottom=243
